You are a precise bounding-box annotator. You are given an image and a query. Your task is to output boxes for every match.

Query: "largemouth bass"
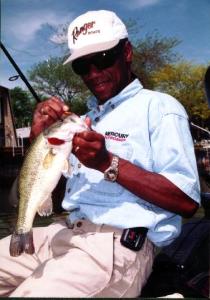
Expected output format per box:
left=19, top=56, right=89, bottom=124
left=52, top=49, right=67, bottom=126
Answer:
left=9, top=113, right=88, bottom=257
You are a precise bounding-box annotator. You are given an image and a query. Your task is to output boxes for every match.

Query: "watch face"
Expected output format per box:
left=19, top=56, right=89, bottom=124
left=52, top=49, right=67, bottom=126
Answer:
left=104, top=155, right=119, bottom=182
left=105, top=168, right=118, bottom=182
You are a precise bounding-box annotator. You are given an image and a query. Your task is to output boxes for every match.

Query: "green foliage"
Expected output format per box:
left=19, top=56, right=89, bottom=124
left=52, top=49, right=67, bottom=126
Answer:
left=28, top=57, right=90, bottom=115
left=151, top=62, right=210, bottom=121
left=132, top=31, right=181, bottom=88
left=10, top=87, right=36, bottom=128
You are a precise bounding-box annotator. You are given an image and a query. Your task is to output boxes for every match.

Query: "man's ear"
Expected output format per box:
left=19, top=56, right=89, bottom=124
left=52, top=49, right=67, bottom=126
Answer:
left=124, top=41, right=133, bottom=63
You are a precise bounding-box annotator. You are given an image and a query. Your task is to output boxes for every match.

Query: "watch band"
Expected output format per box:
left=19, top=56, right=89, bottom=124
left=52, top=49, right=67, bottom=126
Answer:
left=104, top=155, right=119, bottom=182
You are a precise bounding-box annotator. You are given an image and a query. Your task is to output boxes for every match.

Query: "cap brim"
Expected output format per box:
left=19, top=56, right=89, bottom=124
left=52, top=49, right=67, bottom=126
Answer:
left=63, top=39, right=120, bottom=65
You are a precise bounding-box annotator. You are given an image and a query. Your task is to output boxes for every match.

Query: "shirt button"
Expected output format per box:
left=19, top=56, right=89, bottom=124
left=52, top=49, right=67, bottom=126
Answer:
left=77, top=221, right=82, bottom=227
left=95, top=117, right=100, bottom=122
left=68, top=223, right=74, bottom=229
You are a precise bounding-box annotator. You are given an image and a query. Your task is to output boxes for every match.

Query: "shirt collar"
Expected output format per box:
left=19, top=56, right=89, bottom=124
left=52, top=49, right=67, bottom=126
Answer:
left=87, top=78, right=143, bottom=121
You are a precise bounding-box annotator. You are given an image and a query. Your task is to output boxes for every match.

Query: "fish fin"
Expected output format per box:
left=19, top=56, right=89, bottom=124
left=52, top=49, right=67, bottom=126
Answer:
left=9, top=231, right=35, bottom=257
left=8, top=175, right=19, bottom=208
left=43, top=149, right=55, bottom=169
left=37, top=196, right=53, bottom=217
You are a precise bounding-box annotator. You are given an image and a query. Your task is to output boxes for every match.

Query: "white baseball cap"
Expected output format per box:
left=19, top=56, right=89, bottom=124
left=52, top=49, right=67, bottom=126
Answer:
left=63, top=10, right=128, bottom=65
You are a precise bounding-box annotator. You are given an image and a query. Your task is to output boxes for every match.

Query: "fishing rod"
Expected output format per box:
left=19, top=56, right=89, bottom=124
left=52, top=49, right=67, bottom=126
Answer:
left=190, top=122, right=210, bottom=136
left=0, top=41, right=41, bottom=103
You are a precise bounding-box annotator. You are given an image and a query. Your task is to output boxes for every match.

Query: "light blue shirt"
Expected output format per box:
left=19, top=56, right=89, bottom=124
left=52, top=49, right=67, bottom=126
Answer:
left=62, top=79, right=200, bottom=247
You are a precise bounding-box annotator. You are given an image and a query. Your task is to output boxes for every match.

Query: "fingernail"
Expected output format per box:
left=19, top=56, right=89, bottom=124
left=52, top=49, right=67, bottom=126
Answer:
left=63, top=111, right=71, bottom=116
left=63, top=105, right=69, bottom=111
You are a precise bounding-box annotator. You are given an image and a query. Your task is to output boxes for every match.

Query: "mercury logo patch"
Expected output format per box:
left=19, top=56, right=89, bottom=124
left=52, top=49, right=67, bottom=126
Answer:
left=105, top=131, right=129, bottom=142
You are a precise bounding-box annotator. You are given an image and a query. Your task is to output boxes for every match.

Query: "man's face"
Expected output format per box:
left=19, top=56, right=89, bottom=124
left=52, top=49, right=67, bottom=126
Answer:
left=72, top=41, right=133, bottom=104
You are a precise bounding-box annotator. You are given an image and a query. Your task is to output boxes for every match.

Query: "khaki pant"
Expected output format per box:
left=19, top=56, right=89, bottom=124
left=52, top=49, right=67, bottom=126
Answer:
left=0, top=219, right=155, bottom=298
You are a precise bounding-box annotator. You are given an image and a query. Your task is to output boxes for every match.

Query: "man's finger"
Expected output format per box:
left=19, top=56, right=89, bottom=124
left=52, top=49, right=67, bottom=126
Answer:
left=42, top=105, right=62, bottom=121
left=47, top=100, right=68, bottom=114
left=52, top=97, right=69, bottom=112
left=75, top=131, right=104, bottom=142
left=85, top=116, right=92, bottom=128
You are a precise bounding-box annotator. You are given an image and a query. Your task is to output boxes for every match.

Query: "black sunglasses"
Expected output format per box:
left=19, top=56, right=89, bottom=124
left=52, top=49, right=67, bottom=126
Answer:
left=72, top=39, right=126, bottom=76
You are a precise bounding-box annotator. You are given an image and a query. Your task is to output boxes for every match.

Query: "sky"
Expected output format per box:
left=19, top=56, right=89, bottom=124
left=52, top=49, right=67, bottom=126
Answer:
left=1, top=0, right=210, bottom=92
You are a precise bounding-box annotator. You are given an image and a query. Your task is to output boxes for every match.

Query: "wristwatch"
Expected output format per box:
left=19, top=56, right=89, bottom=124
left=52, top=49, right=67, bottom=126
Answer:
left=104, top=155, right=119, bottom=182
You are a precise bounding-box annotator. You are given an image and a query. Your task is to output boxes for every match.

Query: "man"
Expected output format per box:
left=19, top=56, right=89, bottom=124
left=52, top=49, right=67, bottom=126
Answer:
left=0, top=10, right=200, bottom=297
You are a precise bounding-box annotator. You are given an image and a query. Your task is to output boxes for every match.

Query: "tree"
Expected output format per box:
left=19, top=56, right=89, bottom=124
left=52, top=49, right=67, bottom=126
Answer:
left=10, top=87, right=36, bottom=128
left=132, top=32, right=181, bottom=88
left=151, top=62, right=210, bottom=123
left=28, top=57, right=90, bottom=115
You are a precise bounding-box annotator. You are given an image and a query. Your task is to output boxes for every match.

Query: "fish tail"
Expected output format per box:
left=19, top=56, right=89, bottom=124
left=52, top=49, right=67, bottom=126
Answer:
left=9, top=230, right=35, bottom=257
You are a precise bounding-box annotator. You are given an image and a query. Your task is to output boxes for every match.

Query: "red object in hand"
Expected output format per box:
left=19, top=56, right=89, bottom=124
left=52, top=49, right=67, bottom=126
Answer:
left=47, top=137, right=65, bottom=145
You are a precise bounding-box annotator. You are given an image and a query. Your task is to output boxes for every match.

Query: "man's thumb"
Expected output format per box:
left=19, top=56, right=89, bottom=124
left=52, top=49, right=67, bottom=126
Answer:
left=85, top=116, right=92, bottom=129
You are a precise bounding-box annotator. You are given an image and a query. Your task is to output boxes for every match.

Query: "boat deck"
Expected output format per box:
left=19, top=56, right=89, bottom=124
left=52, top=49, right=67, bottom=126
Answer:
left=0, top=212, right=67, bottom=240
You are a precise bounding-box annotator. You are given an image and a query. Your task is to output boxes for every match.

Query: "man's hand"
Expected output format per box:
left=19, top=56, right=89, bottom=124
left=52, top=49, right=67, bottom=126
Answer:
left=73, top=122, right=112, bottom=172
left=30, top=96, right=69, bottom=141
